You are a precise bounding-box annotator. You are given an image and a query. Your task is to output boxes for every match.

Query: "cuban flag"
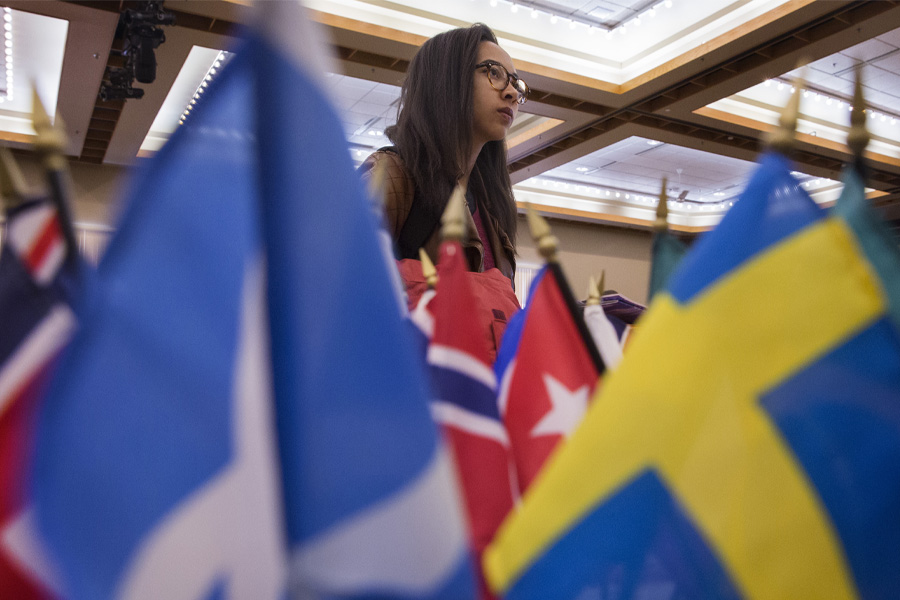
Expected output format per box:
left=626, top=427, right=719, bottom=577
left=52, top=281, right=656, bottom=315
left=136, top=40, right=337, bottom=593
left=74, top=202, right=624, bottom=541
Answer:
left=495, top=264, right=604, bottom=493
left=31, top=3, right=473, bottom=599
left=0, top=197, right=75, bottom=599
left=425, top=240, right=517, bottom=598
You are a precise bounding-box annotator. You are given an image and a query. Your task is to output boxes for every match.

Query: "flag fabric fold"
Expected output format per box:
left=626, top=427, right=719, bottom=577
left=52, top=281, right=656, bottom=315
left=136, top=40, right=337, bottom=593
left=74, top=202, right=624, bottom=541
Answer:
left=32, top=3, right=473, bottom=599
left=485, top=151, right=900, bottom=599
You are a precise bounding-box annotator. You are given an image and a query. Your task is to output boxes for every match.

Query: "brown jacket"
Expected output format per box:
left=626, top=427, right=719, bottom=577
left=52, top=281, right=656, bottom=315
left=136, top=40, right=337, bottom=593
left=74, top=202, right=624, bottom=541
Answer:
left=360, top=150, right=516, bottom=281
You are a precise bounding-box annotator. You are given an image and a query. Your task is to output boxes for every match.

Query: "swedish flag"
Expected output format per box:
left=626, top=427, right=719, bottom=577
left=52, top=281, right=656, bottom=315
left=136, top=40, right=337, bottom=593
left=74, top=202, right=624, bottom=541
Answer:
left=484, top=152, right=900, bottom=599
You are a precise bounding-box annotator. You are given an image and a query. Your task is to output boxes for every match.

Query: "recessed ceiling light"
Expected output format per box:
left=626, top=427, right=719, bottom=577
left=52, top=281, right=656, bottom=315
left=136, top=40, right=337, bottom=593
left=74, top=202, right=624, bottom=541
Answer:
left=576, top=166, right=590, bottom=172
left=647, top=140, right=661, bottom=146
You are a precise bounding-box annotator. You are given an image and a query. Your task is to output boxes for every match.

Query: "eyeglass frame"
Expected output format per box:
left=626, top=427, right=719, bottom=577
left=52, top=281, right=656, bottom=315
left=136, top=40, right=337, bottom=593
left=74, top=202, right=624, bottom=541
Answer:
left=474, top=60, right=530, bottom=105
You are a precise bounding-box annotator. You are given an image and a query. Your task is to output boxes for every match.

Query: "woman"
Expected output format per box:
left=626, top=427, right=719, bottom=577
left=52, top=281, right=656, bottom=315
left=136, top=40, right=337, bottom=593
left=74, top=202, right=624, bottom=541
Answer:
left=360, top=23, right=527, bottom=286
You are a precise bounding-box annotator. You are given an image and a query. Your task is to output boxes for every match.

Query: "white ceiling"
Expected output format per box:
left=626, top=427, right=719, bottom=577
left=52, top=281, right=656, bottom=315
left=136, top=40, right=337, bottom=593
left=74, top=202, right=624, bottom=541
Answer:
left=1, top=8, right=67, bottom=136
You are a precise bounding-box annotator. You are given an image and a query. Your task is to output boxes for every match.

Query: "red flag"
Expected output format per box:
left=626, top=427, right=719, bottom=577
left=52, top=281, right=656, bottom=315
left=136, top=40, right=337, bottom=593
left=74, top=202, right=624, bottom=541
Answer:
left=428, top=240, right=516, bottom=598
left=497, top=264, right=602, bottom=492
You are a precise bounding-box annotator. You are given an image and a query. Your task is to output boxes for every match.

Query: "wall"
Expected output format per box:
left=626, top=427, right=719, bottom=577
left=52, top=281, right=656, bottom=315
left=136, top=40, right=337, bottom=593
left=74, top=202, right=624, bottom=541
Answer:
left=4, top=155, right=655, bottom=302
left=515, top=213, right=653, bottom=306
left=11, top=153, right=127, bottom=229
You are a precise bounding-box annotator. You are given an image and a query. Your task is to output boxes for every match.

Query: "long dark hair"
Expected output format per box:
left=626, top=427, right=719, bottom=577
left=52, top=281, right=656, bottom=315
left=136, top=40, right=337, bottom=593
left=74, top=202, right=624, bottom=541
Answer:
left=385, top=23, right=517, bottom=246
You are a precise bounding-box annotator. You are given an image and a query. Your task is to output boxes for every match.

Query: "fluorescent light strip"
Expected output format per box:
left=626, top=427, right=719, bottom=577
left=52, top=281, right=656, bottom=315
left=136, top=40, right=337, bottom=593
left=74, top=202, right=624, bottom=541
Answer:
left=526, top=177, right=733, bottom=213
left=763, top=77, right=898, bottom=125
left=489, top=0, right=674, bottom=36
left=1, top=8, right=13, bottom=104
left=178, top=50, right=229, bottom=126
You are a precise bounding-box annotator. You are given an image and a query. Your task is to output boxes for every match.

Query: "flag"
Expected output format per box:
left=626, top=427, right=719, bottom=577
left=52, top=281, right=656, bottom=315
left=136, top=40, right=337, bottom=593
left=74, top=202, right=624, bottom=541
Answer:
left=496, top=262, right=603, bottom=493
left=484, top=151, right=900, bottom=599
left=0, top=196, right=76, bottom=599
left=648, top=225, right=687, bottom=302
left=832, top=164, right=900, bottom=330
left=583, top=302, right=623, bottom=371
left=427, top=239, right=516, bottom=597
left=32, top=3, right=473, bottom=599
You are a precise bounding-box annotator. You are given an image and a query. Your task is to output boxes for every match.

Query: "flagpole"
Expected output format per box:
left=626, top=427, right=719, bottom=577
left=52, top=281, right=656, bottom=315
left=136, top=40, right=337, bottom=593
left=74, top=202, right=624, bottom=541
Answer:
left=764, top=65, right=804, bottom=155
left=419, top=248, right=437, bottom=289
left=32, top=87, right=80, bottom=272
left=0, top=147, right=28, bottom=211
left=526, top=205, right=606, bottom=375
left=847, top=64, right=869, bottom=177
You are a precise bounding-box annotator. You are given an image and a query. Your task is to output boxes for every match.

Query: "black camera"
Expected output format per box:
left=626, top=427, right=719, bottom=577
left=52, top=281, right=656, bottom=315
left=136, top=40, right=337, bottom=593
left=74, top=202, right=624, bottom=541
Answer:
left=99, top=68, right=145, bottom=100
left=121, top=1, right=175, bottom=83
left=99, top=1, right=175, bottom=101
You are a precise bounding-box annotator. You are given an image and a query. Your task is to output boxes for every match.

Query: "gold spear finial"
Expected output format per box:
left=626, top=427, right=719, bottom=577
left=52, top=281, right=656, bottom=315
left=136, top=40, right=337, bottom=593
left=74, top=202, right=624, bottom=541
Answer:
left=586, top=275, right=600, bottom=306
left=441, top=184, right=467, bottom=242
left=765, top=64, right=806, bottom=154
left=653, top=177, right=669, bottom=232
left=32, top=86, right=68, bottom=171
left=0, top=148, right=28, bottom=208
left=419, top=248, right=438, bottom=289
left=847, top=63, right=870, bottom=161
left=526, top=203, right=559, bottom=263
left=598, top=269, right=605, bottom=298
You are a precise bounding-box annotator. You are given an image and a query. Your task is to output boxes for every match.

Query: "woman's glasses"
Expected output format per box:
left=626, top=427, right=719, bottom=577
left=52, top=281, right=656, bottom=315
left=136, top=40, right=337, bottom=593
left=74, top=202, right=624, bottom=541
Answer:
left=475, top=60, right=530, bottom=105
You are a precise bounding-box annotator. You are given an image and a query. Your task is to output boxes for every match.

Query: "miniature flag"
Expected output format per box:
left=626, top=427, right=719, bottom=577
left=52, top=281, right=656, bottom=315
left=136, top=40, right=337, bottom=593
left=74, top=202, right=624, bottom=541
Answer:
left=0, top=197, right=76, bottom=599
left=583, top=302, right=623, bottom=371
left=648, top=226, right=687, bottom=302
left=428, top=239, right=516, bottom=597
left=496, top=263, right=603, bottom=493
left=485, top=151, right=900, bottom=599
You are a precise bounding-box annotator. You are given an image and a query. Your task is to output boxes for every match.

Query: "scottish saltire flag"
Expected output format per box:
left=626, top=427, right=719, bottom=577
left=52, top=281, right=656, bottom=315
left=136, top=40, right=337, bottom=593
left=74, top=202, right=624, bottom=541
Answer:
left=495, top=263, right=603, bottom=493
left=485, top=151, right=900, bottom=599
left=0, top=197, right=75, bottom=599
left=427, top=240, right=516, bottom=597
left=32, top=3, right=473, bottom=599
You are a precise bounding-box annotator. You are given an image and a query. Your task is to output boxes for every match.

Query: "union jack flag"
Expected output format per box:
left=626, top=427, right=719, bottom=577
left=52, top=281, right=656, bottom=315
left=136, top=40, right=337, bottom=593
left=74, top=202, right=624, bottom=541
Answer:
left=0, top=197, right=78, bottom=599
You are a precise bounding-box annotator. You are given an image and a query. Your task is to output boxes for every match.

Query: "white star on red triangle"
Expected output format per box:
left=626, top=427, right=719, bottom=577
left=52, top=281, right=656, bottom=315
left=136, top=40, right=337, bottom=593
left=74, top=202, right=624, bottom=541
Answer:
left=530, top=373, right=590, bottom=439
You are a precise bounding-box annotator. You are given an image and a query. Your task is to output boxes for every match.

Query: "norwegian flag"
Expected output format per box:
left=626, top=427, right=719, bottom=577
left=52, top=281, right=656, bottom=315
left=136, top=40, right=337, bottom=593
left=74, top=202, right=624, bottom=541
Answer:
left=423, top=241, right=517, bottom=598
left=496, top=263, right=603, bottom=493
left=0, top=198, right=77, bottom=599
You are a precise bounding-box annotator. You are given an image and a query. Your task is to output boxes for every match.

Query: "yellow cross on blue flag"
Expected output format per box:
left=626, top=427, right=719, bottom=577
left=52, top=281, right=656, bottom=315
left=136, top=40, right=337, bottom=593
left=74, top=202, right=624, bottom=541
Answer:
left=484, top=151, right=900, bottom=599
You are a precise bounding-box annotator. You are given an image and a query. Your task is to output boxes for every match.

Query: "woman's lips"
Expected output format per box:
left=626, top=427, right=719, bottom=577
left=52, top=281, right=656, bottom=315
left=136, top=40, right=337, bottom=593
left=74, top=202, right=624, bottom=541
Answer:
left=498, top=107, right=514, bottom=123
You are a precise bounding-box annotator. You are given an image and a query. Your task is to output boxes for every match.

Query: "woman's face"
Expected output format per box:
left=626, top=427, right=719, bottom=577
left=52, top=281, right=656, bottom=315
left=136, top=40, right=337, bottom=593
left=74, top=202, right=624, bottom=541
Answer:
left=471, top=41, right=520, bottom=147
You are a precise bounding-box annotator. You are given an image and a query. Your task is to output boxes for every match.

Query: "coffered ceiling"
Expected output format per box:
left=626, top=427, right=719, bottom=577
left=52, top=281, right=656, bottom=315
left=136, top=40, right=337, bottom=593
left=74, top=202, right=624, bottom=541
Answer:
left=4, top=0, right=900, bottom=234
